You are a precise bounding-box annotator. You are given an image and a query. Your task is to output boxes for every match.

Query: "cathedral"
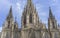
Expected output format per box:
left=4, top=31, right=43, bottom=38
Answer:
left=1, top=0, right=60, bottom=38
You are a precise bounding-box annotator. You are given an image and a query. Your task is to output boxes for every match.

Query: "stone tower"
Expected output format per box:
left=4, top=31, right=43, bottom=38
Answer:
left=1, top=6, right=18, bottom=38
left=21, top=0, right=39, bottom=29
left=3, top=6, right=14, bottom=29
left=21, top=0, right=41, bottom=38
left=48, top=7, right=59, bottom=38
left=0, top=0, right=60, bottom=38
left=48, top=7, right=57, bottom=30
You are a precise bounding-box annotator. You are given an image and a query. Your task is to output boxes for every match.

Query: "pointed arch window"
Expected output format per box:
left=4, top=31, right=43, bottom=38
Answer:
left=52, top=21, right=55, bottom=28
left=29, top=13, right=32, bottom=23
left=8, top=20, right=10, bottom=28
left=24, top=15, right=26, bottom=25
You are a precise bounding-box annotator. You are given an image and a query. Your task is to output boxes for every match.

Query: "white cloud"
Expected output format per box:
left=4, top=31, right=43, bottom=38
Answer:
left=51, top=0, right=59, bottom=6
left=53, top=0, right=56, bottom=2
left=0, top=27, right=2, bottom=32
left=39, top=12, right=47, bottom=17
left=16, top=2, right=21, bottom=10
left=53, top=0, right=58, bottom=3
left=43, top=20, right=48, bottom=24
left=36, top=4, right=43, bottom=10
left=15, top=2, right=22, bottom=16
left=0, top=0, right=11, bottom=6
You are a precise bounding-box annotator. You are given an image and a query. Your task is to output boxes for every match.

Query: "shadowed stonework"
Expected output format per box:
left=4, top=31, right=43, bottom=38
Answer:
left=0, top=0, right=60, bottom=38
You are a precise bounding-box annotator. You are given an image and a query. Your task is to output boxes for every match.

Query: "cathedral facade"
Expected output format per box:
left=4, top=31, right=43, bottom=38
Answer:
left=1, top=0, right=60, bottom=38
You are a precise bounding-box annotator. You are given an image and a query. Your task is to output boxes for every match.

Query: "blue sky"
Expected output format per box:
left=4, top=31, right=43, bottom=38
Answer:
left=0, top=0, right=60, bottom=32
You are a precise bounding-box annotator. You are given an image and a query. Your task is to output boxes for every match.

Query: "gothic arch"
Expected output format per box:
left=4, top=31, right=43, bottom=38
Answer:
left=29, top=13, right=32, bottom=23
left=24, top=15, right=26, bottom=25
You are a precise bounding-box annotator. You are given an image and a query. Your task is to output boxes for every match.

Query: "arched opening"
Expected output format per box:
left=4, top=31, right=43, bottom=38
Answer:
left=23, top=15, right=26, bottom=28
left=29, top=13, right=32, bottom=23
left=24, top=15, right=26, bottom=25
left=8, top=20, right=10, bottom=28
left=52, top=21, right=55, bottom=28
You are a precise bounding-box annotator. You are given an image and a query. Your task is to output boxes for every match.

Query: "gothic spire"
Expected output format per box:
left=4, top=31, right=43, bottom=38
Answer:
left=26, top=0, right=35, bottom=13
left=49, top=7, right=53, bottom=18
left=14, top=17, right=17, bottom=25
left=14, top=17, right=18, bottom=29
left=49, top=7, right=56, bottom=20
left=27, top=0, right=32, bottom=5
left=48, top=7, right=57, bottom=29
left=21, top=0, right=39, bottom=28
left=29, top=0, right=35, bottom=8
left=7, top=6, right=13, bottom=20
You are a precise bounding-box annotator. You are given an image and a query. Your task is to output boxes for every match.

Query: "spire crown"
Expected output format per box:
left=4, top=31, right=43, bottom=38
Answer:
left=9, top=6, right=12, bottom=13
left=27, top=0, right=32, bottom=3
left=27, top=0, right=33, bottom=7
left=49, top=7, right=54, bottom=19
left=9, top=6, right=13, bottom=17
left=7, top=6, right=13, bottom=20
left=14, top=17, right=18, bottom=29
left=14, top=17, right=17, bottom=24
left=14, top=17, right=18, bottom=26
